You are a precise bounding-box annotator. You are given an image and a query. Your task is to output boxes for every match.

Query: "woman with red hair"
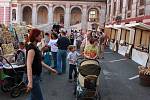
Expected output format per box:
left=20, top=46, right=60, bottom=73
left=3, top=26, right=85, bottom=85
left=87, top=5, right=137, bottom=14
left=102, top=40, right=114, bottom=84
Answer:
left=25, top=28, right=57, bottom=100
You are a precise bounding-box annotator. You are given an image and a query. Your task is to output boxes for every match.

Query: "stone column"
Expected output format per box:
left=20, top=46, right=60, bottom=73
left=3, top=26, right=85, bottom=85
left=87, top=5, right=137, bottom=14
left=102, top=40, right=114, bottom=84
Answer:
left=48, top=4, right=53, bottom=27
left=17, top=4, right=21, bottom=24
left=32, top=4, right=37, bottom=26
left=81, top=5, right=87, bottom=33
left=64, top=4, right=70, bottom=32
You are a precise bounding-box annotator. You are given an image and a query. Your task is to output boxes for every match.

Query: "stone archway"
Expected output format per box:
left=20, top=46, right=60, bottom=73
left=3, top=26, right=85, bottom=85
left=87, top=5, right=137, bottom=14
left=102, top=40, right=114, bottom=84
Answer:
left=70, top=7, right=82, bottom=25
left=37, top=6, right=48, bottom=25
left=23, top=6, right=32, bottom=25
left=53, top=7, right=65, bottom=25
left=88, top=8, right=99, bottom=22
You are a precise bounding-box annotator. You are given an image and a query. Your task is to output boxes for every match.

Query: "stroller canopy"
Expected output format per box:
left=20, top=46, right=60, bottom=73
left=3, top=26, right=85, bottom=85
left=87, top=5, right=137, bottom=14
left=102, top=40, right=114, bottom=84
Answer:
left=79, top=59, right=101, bottom=77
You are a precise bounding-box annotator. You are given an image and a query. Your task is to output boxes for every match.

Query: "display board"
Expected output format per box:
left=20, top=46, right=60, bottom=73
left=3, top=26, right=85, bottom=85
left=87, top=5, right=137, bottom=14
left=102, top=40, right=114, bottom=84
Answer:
left=132, top=48, right=149, bottom=67
left=118, top=45, right=128, bottom=56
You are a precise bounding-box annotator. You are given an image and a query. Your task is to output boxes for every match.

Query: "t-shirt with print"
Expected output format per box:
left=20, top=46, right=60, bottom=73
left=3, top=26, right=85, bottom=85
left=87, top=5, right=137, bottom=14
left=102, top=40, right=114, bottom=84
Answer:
left=67, top=51, right=80, bottom=65
left=48, top=39, right=58, bottom=52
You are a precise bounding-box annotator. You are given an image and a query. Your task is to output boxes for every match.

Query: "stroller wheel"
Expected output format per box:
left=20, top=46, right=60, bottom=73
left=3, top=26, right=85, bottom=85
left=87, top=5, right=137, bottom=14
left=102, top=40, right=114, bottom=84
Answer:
left=1, top=84, right=10, bottom=92
left=10, top=87, right=21, bottom=98
left=75, top=97, right=81, bottom=100
left=96, top=90, right=101, bottom=100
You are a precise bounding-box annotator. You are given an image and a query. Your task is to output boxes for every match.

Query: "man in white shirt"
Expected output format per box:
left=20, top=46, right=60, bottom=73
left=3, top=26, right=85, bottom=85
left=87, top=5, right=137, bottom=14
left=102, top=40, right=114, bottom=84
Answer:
left=48, top=33, right=58, bottom=68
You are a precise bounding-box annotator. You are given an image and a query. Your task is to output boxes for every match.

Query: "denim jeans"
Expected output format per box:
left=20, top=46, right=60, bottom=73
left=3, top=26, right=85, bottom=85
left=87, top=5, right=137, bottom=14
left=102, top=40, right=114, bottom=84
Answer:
left=23, top=74, right=44, bottom=100
left=51, top=52, right=57, bottom=68
left=57, top=49, right=67, bottom=73
left=69, top=64, right=77, bottom=79
left=27, top=75, right=43, bottom=100
left=43, top=52, right=51, bottom=66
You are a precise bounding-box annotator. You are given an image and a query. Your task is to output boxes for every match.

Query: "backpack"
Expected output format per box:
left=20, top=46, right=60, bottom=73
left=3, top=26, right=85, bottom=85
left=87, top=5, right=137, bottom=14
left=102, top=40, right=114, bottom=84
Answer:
left=15, top=50, right=25, bottom=65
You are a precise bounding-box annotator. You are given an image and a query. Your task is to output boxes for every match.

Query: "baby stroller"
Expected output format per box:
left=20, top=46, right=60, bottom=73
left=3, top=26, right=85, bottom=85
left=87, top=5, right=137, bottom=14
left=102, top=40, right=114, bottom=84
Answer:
left=0, top=55, right=26, bottom=98
left=75, top=58, right=101, bottom=100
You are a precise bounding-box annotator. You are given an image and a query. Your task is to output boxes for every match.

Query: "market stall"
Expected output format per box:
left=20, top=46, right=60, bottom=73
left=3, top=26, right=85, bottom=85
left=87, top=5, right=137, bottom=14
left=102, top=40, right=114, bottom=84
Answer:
left=126, top=23, right=150, bottom=67
left=115, top=25, right=134, bottom=57
left=105, top=25, right=118, bottom=51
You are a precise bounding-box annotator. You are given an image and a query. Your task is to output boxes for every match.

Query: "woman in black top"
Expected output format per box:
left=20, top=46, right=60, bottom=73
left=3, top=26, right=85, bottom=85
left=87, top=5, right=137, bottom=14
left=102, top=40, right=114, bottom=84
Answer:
left=26, top=29, right=57, bottom=100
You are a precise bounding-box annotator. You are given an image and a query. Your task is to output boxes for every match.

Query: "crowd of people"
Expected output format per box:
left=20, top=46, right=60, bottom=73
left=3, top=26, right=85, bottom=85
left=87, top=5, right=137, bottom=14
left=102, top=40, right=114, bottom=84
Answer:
left=0, top=23, right=107, bottom=100
left=25, top=27, right=106, bottom=100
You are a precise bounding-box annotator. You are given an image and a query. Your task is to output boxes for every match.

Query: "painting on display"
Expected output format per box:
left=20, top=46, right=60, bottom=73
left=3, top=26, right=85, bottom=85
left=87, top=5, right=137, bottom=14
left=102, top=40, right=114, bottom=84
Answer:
left=2, top=32, right=14, bottom=44
left=15, top=25, right=28, bottom=42
left=1, top=43, right=15, bottom=55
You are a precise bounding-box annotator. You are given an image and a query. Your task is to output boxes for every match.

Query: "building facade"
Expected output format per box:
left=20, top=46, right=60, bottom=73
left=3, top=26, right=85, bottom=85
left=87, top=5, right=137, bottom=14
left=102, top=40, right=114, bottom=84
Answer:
left=105, top=0, right=150, bottom=67
left=9, top=0, right=106, bottom=31
left=106, top=0, right=150, bottom=25
left=0, top=0, right=11, bottom=25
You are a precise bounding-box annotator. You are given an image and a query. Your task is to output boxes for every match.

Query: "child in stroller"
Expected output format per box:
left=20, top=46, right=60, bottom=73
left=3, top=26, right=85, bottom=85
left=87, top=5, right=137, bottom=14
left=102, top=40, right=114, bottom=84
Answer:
left=75, top=58, right=101, bottom=100
left=0, top=55, right=26, bottom=98
left=0, top=42, right=26, bottom=98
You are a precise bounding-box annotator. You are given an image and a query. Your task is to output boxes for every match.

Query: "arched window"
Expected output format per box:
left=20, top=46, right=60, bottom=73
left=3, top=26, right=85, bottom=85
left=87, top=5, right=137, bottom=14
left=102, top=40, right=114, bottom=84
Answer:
left=88, top=9, right=99, bottom=22
left=12, top=9, right=16, bottom=21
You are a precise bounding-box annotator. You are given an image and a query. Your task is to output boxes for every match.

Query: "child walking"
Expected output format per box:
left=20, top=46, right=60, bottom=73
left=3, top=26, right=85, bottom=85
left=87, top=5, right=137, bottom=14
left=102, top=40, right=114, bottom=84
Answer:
left=67, top=45, right=80, bottom=82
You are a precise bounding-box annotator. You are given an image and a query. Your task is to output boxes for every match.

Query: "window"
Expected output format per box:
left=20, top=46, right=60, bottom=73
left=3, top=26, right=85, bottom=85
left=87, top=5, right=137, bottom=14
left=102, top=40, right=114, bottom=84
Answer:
left=140, top=0, right=145, bottom=6
left=113, top=2, right=116, bottom=16
left=128, top=0, right=133, bottom=10
left=109, top=5, right=111, bottom=16
left=12, top=9, right=16, bottom=21
left=89, top=9, right=98, bottom=22
left=119, top=0, right=123, bottom=13
left=139, top=8, right=145, bottom=15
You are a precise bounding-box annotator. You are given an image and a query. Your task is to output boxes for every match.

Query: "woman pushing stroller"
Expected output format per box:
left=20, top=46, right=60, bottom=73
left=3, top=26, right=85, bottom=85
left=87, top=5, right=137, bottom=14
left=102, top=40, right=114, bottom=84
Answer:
left=80, top=31, right=99, bottom=59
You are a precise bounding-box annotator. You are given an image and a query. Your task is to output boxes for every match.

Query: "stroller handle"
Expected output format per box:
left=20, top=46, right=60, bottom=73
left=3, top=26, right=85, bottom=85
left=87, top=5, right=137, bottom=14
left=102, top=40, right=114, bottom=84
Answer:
left=0, top=55, right=17, bottom=74
left=77, top=56, right=100, bottom=65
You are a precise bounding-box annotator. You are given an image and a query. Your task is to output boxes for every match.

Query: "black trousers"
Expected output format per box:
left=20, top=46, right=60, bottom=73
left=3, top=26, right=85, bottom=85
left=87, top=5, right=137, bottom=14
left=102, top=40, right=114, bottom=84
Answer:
left=69, top=64, right=77, bottom=79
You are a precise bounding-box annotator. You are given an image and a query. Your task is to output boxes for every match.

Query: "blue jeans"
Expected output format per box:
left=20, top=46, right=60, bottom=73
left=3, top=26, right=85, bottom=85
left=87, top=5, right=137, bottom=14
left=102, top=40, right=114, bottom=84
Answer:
left=57, top=49, right=67, bottom=73
left=43, top=52, right=51, bottom=66
left=51, top=52, right=57, bottom=68
left=27, top=75, right=43, bottom=100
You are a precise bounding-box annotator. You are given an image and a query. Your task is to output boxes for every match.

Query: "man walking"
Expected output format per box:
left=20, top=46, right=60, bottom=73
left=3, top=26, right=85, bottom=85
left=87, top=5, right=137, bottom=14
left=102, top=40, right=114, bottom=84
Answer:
left=57, top=31, right=70, bottom=74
